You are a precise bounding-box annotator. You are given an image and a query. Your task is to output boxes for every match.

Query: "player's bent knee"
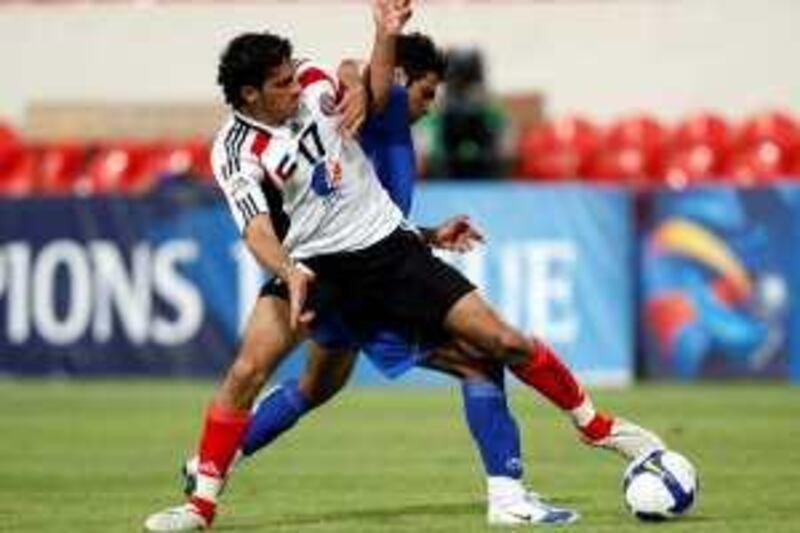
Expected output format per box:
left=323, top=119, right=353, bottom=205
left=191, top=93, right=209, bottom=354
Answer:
left=297, top=376, right=345, bottom=409
left=456, top=364, right=491, bottom=381
left=223, top=357, right=270, bottom=407
left=493, top=329, right=530, bottom=365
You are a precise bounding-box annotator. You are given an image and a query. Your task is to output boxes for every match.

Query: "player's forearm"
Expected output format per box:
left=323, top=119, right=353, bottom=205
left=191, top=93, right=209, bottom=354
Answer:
left=367, top=27, right=396, bottom=112
left=244, top=214, right=295, bottom=282
left=337, top=60, right=362, bottom=91
left=338, top=58, right=371, bottom=108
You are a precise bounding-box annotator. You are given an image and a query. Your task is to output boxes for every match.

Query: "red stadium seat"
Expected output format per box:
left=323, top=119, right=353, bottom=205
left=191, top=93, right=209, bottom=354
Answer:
left=724, top=143, right=788, bottom=186
left=39, top=142, right=88, bottom=195
left=606, top=114, right=668, bottom=155
left=517, top=115, right=600, bottom=180
left=147, top=138, right=213, bottom=184
left=0, top=145, right=36, bottom=197
left=598, top=114, right=668, bottom=185
left=0, top=123, right=35, bottom=196
left=84, top=142, right=156, bottom=196
left=736, top=110, right=799, bottom=155
left=787, top=147, right=800, bottom=180
left=671, top=112, right=732, bottom=160
left=661, top=144, right=721, bottom=189
left=585, top=146, right=651, bottom=187
left=726, top=111, right=798, bottom=185
left=0, top=121, right=20, bottom=149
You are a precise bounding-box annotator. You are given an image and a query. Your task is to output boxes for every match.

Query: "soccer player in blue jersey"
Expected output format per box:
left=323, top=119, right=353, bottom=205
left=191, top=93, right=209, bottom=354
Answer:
left=182, top=32, right=664, bottom=526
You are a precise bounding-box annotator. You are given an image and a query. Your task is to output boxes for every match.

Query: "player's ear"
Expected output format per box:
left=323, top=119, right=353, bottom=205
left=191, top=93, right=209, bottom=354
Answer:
left=241, top=85, right=260, bottom=107
left=393, top=66, right=408, bottom=87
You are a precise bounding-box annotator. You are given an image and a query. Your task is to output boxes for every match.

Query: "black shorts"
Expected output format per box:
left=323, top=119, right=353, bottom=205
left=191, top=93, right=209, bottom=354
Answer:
left=260, top=227, right=475, bottom=345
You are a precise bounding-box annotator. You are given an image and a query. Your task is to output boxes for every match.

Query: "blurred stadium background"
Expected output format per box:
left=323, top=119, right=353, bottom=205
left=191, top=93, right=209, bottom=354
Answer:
left=1, top=1, right=799, bottom=531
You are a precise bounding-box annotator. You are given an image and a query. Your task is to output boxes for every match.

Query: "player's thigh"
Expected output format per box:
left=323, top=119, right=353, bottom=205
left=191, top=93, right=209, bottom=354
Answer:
left=443, top=291, right=530, bottom=364
left=300, top=341, right=358, bottom=407
left=220, top=295, right=302, bottom=409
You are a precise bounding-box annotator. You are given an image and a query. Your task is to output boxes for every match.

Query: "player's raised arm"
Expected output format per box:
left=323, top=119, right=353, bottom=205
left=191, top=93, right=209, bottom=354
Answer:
left=368, top=0, right=412, bottom=112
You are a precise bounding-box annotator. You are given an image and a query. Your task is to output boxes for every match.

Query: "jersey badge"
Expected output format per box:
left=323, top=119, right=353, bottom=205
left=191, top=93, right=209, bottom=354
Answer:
left=310, top=161, right=341, bottom=198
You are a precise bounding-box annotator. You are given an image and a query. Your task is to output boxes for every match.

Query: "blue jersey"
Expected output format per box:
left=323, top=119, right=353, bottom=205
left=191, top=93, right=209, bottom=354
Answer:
left=358, top=85, right=416, bottom=216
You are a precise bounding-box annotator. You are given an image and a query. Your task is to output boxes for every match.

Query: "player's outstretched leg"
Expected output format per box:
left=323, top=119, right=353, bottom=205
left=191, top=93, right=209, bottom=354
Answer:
left=509, top=338, right=665, bottom=460
left=444, top=291, right=664, bottom=462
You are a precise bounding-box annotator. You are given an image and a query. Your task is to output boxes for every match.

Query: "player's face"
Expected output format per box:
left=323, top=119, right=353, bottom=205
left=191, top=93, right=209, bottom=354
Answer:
left=407, top=72, right=441, bottom=123
left=258, top=60, right=302, bottom=125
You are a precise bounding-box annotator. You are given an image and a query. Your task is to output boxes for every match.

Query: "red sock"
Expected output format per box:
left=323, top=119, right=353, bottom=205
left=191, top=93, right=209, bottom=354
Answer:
left=191, top=401, right=251, bottom=522
left=579, top=412, right=614, bottom=442
left=190, top=495, right=218, bottom=525
left=510, top=338, right=586, bottom=410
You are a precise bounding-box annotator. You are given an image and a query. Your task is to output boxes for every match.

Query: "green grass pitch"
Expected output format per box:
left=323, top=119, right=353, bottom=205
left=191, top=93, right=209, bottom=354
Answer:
left=0, top=380, right=798, bottom=532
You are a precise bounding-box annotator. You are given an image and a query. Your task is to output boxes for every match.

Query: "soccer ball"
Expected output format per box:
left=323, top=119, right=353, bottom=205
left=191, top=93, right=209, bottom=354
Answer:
left=622, top=449, right=697, bottom=521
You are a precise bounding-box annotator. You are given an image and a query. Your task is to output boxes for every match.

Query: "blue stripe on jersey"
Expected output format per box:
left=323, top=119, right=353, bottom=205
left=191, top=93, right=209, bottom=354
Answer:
left=359, top=85, right=416, bottom=216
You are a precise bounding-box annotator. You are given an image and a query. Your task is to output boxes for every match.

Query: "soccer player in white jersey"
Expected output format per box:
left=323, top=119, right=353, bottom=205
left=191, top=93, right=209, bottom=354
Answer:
left=143, top=2, right=416, bottom=530
left=145, top=3, right=662, bottom=530
left=182, top=32, right=666, bottom=527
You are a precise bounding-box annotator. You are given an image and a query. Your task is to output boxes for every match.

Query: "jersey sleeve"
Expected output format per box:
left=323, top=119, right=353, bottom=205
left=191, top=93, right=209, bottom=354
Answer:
left=371, top=85, right=410, bottom=138
left=295, top=59, right=340, bottom=112
left=360, top=85, right=415, bottom=216
left=212, top=145, right=271, bottom=234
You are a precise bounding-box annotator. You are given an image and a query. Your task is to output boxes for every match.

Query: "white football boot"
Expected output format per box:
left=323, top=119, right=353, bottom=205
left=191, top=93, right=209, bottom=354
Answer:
left=487, top=478, right=579, bottom=526
left=584, top=417, right=665, bottom=461
left=144, top=504, right=208, bottom=532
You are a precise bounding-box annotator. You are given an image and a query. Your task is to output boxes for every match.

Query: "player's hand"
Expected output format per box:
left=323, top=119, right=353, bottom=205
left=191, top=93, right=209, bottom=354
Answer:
left=287, top=262, right=316, bottom=330
left=336, top=79, right=368, bottom=138
left=373, top=0, right=413, bottom=37
left=430, top=215, right=485, bottom=253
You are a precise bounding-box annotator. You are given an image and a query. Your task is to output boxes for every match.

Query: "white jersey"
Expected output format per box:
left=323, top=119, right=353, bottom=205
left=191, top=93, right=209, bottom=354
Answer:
left=211, top=61, right=403, bottom=260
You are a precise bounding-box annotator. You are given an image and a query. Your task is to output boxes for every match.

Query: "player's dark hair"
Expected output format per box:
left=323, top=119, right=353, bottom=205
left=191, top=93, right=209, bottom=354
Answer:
left=396, top=32, right=447, bottom=85
left=217, top=31, right=293, bottom=110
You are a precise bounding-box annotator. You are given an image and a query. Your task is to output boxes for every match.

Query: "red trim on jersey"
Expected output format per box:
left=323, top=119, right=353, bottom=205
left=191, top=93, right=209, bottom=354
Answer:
left=249, top=131, right=282, bottom=188
left=250, top=131, right=271, bottom=158
left=298, top=67, right=335, bottom=90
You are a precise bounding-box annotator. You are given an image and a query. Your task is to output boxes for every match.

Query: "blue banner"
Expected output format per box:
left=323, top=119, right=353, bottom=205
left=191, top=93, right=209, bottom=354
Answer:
left=638, top=185, right=800, bottom=380
left=410, top=183, right=634, bottom=386
left=0, top=184, right=634, bottom=385
left=0, top=188, right=241, bottom=376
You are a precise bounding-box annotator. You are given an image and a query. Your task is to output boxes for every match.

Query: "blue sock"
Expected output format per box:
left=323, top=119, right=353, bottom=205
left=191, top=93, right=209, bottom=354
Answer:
left=461, top=378, right=523, bottom=479
left=241, top=379, right=310, bottom=457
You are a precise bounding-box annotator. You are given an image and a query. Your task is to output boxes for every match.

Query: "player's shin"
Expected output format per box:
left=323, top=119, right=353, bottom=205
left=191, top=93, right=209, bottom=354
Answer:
left=509, top=339, right=613, bottom=441
left=461, top=378, right=524, bottom=487
left=241, top=379, right=311, bottom=456
left=192, top=401, right=251, bottom=523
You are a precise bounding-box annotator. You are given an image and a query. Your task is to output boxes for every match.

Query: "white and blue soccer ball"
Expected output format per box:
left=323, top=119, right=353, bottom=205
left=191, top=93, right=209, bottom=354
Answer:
left=622, top=449, right=698, bottom=521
